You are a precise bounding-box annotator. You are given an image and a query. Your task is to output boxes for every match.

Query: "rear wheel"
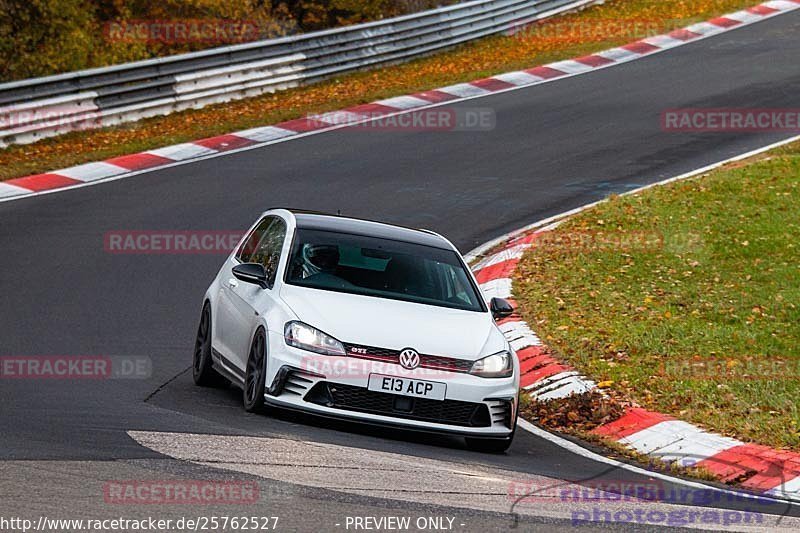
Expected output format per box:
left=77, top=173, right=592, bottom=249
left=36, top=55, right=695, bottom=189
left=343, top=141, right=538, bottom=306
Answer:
left=193, top=303, right=226, bottom=387
left=243, top=329, right=268, bottom=413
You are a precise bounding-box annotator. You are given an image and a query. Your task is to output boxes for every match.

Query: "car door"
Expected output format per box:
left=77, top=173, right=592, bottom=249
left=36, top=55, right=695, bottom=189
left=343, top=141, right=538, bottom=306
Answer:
left=216, top=217, right=271, bottom=371
left=221, top=215, right=287, bottom=372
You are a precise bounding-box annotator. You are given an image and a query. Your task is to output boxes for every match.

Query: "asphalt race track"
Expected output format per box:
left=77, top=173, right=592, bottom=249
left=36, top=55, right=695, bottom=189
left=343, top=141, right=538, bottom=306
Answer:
left=1, top=10, right=799, bottom=532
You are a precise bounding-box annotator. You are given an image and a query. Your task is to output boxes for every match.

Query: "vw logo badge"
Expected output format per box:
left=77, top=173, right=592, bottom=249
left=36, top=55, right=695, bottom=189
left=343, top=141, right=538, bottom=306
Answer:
left=399, top=348, right=420, bottom=370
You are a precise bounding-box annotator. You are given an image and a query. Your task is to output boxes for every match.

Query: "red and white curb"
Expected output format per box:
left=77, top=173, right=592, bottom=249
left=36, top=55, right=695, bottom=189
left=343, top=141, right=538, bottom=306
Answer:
left=471, top=229, right=599, bottom=402
left=1, top=0, right=799, bottom=202
left=472, top=227, right=599, bottom=403
left=469, top=146, right=800, bottom=504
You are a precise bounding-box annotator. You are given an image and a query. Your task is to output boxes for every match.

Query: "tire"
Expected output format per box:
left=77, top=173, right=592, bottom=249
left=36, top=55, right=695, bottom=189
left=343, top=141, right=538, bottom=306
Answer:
left=243, top=329, right=268, bottom=413
left=193, top=303, right=227, bottom=387
left=466, top=429, right=515, bottom=454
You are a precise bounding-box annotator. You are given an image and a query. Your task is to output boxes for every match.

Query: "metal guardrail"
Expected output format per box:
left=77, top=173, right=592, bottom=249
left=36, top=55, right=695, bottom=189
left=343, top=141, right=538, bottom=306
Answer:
left=0, top=0, right=597, bottom=148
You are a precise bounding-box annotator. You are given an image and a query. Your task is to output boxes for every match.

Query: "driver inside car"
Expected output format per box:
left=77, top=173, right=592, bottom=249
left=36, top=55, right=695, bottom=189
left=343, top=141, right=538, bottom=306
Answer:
left=300, top=244, right=353, bottom=289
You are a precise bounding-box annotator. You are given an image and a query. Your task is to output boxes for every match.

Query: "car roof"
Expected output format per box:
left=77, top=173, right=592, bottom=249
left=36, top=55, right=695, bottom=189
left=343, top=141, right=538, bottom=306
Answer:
left=287, top=211, right=452, bottom=250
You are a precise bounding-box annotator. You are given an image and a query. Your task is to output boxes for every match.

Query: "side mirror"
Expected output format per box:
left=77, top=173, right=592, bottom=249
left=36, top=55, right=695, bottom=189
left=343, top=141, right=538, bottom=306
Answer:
left=232, top=263, right=269, bottom=289
left=490, top=297, right=514, bottom=320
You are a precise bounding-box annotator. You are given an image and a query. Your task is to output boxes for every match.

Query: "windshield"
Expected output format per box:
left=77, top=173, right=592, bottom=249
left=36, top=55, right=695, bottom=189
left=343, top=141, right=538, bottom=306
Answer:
left=285, top=228, right=486, bottom=312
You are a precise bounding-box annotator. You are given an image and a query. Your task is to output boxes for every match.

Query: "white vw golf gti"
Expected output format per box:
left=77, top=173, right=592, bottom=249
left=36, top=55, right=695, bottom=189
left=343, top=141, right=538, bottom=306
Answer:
left=193, top=209, right=519, bottom=452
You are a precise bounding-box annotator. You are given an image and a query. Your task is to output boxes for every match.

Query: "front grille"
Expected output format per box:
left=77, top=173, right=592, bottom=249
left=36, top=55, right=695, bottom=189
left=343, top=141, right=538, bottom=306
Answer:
left=343, top=343, right=473, bottom=373
left=421, top=354, right=473, bottom=372
left=343, top=344, right=398, bottom=363
left=305, top=382, right=490, bottom=427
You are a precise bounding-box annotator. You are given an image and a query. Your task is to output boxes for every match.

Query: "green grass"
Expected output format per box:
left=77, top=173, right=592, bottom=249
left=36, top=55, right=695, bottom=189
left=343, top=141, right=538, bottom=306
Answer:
left=514, top=142, right=800, bottom=450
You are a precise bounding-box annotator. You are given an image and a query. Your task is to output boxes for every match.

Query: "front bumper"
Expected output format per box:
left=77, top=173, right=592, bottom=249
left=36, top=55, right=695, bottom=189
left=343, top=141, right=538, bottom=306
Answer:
left=264, top=332, right=518, bottom=437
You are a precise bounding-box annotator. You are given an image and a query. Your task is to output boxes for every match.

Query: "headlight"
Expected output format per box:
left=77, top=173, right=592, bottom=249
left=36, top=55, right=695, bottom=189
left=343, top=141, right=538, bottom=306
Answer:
left=284, top=321, right=346, bottom=356
left=470, top=350, right=513, bottom=378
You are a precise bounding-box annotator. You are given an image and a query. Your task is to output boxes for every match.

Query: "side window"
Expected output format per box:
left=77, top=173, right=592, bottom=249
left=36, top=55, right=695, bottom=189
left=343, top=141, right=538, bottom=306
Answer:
left=237, top=218, right=271, bottom=262
left=236, top=216, right=287, bottom=286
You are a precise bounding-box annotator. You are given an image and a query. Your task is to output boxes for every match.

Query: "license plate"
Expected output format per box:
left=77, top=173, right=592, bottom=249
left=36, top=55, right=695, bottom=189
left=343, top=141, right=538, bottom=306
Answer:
left=368, top=374, right=446, bottom=401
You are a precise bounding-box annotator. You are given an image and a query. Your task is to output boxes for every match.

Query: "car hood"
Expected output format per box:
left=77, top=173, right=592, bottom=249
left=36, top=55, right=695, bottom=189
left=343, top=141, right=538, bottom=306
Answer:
left=279, top=284, right=504, bottom=360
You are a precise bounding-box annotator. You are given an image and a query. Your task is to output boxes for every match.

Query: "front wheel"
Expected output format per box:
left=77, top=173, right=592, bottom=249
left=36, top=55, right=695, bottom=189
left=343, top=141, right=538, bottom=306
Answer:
left=243, top=329, right=268, bottom=413
left=193, top=303, right=227, bottom=387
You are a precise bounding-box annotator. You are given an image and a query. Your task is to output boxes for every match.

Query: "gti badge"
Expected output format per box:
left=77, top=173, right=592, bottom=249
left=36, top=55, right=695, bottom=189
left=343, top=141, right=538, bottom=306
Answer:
left=399, top=348, right=420, bottom=370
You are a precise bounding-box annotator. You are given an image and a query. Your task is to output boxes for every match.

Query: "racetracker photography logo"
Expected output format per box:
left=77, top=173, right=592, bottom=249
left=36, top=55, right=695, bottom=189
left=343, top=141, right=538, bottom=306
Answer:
left=104, top=231, right=245, bottom=255
left=103, top=480, right=259, bottom=504
left=570, top=507, right=764, bottom=528
left=662, top=108, right=800, bottom=132
left=0, top=356, right=151, bottom=380
left=508, top=478, right=777, bottom=507
left=508, top=478, right=778, bottom=528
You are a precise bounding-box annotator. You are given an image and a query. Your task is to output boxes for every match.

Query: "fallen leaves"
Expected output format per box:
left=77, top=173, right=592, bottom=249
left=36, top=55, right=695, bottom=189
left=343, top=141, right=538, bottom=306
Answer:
left=526, top=391, right=627, bottom=433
